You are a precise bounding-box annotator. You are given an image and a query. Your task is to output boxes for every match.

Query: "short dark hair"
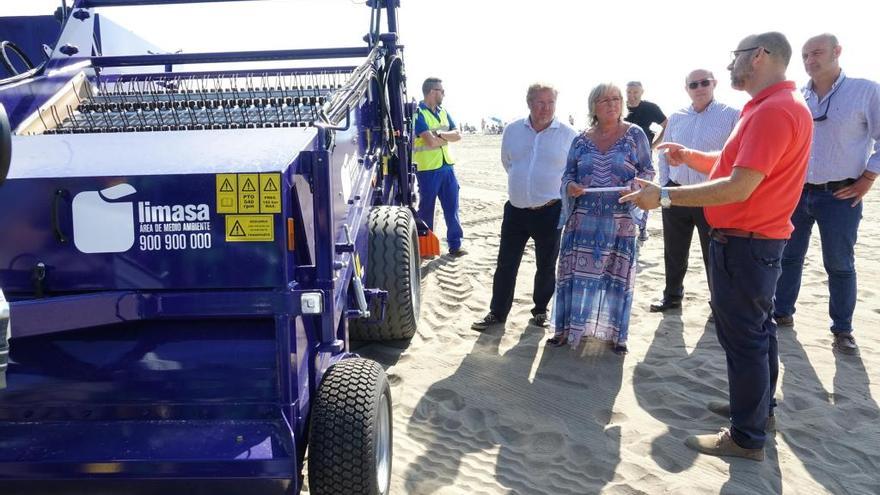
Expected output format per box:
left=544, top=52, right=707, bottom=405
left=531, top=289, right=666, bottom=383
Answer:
left=422, top=77, right=442, bottom=97
left=753, top=31, right=792, bottom=67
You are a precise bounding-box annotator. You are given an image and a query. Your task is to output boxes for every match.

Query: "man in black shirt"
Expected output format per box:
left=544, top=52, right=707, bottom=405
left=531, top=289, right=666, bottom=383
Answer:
left=625, top=81, right=667, bottom=241
left=625, top=81, right=667, bottom=146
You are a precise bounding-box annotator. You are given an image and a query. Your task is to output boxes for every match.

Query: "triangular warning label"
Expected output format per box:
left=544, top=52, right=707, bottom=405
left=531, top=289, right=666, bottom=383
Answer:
left=242, top=178, right=257, bottom=192
left=220, top=179, right=234, bottom=192
left=263, top=177, right=278, bottom=192
left=229, top=221, right=246, bottom=237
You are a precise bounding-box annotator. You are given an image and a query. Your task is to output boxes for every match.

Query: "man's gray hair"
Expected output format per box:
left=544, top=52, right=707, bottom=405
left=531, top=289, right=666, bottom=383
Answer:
left=626, top=81, right=643, bottom=88
left=808, top=33, right=840, bottom=49
left=753, top=32, right=793, bottom=67
left=526, top=83, right=558, bottom=103
left=587, top=83, right=625, bottom=127
left=685, top=69, right=715, bottom=84
left=422, top=77, right=442, bottom=96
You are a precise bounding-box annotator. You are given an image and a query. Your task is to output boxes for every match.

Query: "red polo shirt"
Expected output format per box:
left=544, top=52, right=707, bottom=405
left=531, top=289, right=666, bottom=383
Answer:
left=705, top=81, right=813, bottom=239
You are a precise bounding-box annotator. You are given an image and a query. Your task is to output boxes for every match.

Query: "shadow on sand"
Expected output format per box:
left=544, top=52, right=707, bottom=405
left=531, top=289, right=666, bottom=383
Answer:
left=403, top=324, right=624, bottom=494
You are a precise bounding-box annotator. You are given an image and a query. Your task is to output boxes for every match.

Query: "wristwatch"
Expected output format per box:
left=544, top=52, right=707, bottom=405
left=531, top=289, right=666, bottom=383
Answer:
left=659, top=188, right=672, bottom=208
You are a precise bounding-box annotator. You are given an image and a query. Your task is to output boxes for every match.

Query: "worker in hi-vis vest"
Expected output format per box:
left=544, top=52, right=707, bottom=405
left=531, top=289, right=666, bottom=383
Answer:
left=413, top=77, right=466, bottom=257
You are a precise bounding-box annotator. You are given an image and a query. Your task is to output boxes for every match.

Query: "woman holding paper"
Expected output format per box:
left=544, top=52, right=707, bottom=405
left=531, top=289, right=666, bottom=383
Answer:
left=547, top=82, right=654, bottom=354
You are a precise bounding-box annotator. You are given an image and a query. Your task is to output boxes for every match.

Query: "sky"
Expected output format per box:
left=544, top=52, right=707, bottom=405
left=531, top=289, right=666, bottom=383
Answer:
left=4, top=0, right=879, bottom=128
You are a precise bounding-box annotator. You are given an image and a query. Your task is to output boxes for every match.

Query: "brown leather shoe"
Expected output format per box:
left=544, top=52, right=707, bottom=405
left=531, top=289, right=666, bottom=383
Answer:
left=707, top=401, right=776, bottom=432
left=685, top=428, right=764, bottom=461
left=833, top=332, right=859, bottom=355
left=774, top=314, right=793, bottom=326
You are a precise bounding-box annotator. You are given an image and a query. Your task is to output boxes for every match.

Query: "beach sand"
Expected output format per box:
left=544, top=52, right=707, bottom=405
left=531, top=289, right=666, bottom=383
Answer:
left=354, top=134, right=880, bottom=494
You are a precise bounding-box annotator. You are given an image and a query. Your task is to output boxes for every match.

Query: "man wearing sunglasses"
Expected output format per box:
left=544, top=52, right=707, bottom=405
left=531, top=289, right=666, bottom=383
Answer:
left=773, top=34, right=880, bottom=356
left=650, top=70, right=740, bottom=317
left=620, top=32, right=812, bottom=461
left=413, top=77, right=466, bottom=257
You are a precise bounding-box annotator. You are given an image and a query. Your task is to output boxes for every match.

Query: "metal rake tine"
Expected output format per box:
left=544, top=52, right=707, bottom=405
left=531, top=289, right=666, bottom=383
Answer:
left=65, top=104, right=79, bottom=128
left=38, top=107, right=50, bottom=131
left=49, top=105, right=63, bottom=127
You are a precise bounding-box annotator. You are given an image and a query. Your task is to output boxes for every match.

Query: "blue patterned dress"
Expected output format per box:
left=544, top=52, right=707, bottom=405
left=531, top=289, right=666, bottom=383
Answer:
left=553, top=125, right=654, bottom=347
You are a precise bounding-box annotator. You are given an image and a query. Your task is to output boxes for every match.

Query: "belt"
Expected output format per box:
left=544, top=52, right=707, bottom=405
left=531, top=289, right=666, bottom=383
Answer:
left=803, top=178, right=856, bottom=192
left=710, top=228, right=780, bottom=242
left=527, top=199, right=560, bottom=210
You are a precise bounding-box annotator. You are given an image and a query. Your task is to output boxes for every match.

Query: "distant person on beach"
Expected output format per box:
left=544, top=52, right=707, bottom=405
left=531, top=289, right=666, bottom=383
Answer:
left=773, top=33, right=880, bottom=356
left=650, top=69, right=740, bottom=316
left=625, top=81, right=668, bottom=147
left=413, top=77, right=467, bottom=257
left=625, top=81, right=667, bottom=241
left=472, top=83, right=577, bottom=331
left=621, top=32, right=812, bottom=461
left=546, top=82, right=654, bottom=354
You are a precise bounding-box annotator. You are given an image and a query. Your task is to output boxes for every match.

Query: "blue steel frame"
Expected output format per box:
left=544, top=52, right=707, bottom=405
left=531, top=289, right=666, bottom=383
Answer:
left=0, top=0, right=414, bottom=492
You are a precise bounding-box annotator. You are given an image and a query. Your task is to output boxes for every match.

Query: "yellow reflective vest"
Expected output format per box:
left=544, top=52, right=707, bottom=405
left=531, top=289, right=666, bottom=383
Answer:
left=413, top=105, right=455, bottom=172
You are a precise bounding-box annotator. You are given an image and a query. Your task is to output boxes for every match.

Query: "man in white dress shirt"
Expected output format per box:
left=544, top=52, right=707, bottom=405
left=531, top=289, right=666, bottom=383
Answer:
left=650, top=69, right=740, bottom=315
left=472, top=83, right=577, bottom=330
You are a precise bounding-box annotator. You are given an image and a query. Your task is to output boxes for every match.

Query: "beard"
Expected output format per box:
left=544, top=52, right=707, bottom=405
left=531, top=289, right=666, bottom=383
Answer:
left=730, top=65, right=752, bottom=91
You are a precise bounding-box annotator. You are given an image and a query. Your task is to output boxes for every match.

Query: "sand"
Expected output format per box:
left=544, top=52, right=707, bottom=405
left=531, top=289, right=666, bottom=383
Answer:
left=354, top=134, right=880, bottom=494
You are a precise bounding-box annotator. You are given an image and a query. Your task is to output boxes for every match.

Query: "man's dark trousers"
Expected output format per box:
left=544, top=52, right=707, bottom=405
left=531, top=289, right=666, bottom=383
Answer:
left=709, top=234, right=785, bottom=449
left=661, top=180, right=711, bottom=301
left=489, top=201, right=561, bottom=319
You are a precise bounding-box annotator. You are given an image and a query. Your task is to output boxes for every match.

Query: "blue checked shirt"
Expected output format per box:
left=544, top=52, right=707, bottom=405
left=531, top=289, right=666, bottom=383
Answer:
left=802, top=71, right=880, bottom=184
left=658, top=100, right=740, bottom=186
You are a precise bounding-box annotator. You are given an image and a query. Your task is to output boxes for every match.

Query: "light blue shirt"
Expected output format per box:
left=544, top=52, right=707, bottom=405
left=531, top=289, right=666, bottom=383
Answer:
left=658, top=100, right=740, bottom=186
left=501, top=116, right=578, bottom=208
left=802, top=71, right=880, bottom=184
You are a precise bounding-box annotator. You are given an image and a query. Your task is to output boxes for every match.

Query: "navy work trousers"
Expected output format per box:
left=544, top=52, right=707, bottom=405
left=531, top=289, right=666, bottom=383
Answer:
left=709, top=234, right=785, bottom=450
left=416, top=164, right=463, bottom=251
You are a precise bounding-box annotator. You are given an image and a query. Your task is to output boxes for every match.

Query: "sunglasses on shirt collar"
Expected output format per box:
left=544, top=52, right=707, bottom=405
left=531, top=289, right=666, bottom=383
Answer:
left=687, top=79, right=714, bottom=90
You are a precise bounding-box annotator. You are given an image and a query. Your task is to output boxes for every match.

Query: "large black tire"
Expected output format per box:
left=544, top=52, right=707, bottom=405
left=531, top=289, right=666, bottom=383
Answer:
left=349, top=206, right=420, bottom=340
left=308, top=358, right=392, bottom=495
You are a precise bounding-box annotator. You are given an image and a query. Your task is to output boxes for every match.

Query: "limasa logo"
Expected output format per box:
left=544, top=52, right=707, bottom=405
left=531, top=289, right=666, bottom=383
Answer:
left=72, top=184, right=137, bottom=254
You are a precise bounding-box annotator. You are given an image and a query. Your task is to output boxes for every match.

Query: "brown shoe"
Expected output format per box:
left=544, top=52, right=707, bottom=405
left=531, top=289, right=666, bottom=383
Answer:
left=774, top=314, right=793, bottom=326
left=685, top=428, right=764, bottom=461
left=707, top=401, right=776, bottom=432
left=832, top=332, right=859, bottom=356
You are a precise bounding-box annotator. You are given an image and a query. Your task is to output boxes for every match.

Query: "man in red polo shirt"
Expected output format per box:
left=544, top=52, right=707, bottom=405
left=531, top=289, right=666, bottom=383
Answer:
left=621, top=31, right=812, bottom=461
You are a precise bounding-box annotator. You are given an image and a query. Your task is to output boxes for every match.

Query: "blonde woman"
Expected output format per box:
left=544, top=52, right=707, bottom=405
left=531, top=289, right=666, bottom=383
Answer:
left=548, top=83, right=655, bottom=354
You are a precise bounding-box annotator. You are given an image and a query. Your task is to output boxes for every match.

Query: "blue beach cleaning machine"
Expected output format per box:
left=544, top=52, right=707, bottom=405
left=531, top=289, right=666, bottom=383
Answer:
left=0, top=1, right=425, bottom=493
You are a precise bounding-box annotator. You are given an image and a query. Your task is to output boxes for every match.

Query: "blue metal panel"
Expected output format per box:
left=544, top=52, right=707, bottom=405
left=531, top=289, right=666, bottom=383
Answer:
left=0, top=16, right=60, bottom=75
left=0, top=173, right=287, bottom=292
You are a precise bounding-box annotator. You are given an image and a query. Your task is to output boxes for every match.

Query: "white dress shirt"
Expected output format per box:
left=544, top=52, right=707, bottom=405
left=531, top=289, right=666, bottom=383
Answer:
left=802, top=71, right=880, bottom=184
left=658, top=100, right=740, bottom=186
left=501, top=117, right=578, bottom=208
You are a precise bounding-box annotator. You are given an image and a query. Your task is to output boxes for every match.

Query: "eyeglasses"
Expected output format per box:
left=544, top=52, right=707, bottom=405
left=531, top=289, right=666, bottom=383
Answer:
left=597, top=96, right=622, bottom=105
left=812, top=76, right=846, bottom=122
left=729, top=46, right=771, bottom=62
left=431, top=88, right=445, bottom=94
left=687, top=79, right=714, bottom=90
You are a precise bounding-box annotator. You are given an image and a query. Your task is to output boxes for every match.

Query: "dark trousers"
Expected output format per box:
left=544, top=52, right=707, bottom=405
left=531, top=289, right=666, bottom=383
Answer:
left=709, top=234, right=785, bottom=449
left=661, top=181, right=711, bottom=300
left=489, top=201, right=561, bottom=319
left=416, top=164, right=464, bottom=251
left=775, top=189, right=861, bottom=333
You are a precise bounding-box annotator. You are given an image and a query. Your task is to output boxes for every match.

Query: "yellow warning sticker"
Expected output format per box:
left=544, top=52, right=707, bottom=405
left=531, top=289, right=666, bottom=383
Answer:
left=259, top=173, right=281, bottom=213
left=237, top=174, right=259, bottom=213
left=226, top=215, right=274, bottom=242
left=216, top=174, right=238, bottom=213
